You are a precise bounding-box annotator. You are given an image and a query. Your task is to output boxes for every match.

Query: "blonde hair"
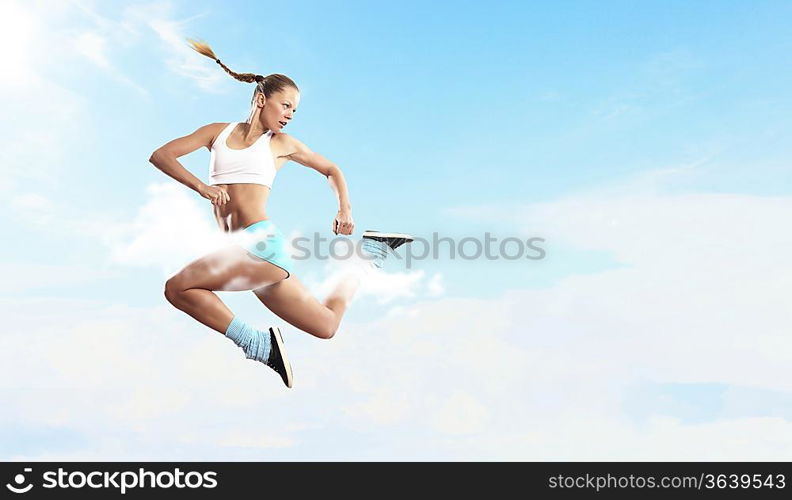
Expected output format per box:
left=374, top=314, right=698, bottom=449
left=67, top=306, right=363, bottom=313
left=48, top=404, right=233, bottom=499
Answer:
left=187, top=38, right=299, bottom=123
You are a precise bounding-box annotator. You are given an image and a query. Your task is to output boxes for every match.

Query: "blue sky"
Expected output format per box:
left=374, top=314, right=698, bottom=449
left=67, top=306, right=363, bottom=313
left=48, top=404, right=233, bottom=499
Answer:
left=2, top=0, right=792, bottom=460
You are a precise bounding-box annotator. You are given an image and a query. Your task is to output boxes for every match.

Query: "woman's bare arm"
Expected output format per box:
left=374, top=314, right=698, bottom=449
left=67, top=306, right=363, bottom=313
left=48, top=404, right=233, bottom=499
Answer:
left=282, top=134, right=351, bottom=210
left=148, top=123, right=229, bottom=205
left=149, top=123, right=221, bottom=192
left=282, top=134, right=354, bottom=234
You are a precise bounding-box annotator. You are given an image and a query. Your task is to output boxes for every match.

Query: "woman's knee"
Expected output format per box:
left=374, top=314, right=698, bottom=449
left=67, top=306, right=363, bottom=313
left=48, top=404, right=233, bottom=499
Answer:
left=318, top=327, right=336, bottom=340
left=164, top=276, right=185, bottom=305
left=292, top=308, right=338, bottom=339
left=312, top=317, right=339, bottom=340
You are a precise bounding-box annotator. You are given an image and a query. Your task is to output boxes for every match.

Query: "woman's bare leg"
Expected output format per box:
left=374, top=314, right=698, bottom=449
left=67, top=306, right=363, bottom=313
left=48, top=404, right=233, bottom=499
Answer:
left=253, top=272, right=362, bottom=340
left=252, top=231, right=414, bottom=339
left=164, top=246, right=288, bottom=333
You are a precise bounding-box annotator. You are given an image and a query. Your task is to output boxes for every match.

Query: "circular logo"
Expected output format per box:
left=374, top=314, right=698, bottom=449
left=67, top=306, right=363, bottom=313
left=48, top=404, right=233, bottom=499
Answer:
left=254, top=237, right=276, bottom=260
left=6, top=468, right=33, bottom=494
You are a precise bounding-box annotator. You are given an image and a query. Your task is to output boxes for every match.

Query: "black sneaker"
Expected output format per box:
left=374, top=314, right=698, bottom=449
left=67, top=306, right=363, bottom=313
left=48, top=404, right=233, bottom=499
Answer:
left=362, top=230, right=414, bottom=251
left=361, top=230, right=414, bottom=269
left=266, top=327, right=293, bottom=388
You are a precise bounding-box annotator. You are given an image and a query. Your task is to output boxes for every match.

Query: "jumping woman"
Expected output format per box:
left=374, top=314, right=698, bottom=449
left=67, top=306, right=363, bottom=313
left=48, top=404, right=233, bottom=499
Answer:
left=149, top=40, right=413, bottom=388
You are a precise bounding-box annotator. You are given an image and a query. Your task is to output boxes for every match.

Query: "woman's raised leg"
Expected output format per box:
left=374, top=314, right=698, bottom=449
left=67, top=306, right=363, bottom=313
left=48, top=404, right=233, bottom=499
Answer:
left=252, top=272, right=362, bottom=340
left=252, top=231, right=415, bottom=339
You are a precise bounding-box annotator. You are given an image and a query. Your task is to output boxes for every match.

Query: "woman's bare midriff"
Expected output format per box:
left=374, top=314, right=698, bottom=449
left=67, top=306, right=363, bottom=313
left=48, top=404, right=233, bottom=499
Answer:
left=212, top=183, right=271, bottom=232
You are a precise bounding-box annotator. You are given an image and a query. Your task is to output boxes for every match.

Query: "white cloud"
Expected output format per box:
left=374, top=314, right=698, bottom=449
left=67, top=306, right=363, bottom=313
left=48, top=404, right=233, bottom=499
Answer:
left=212, top=432, right=295, bottom=449
left=360, top=269, right=426, bottom=303
left=426, top=272, right=445, bottom=297
left=10, top=193, right=56, bottom=224
left=0, top=296, right=309, bottom=459
left=107, top=182, right=227, bottom=276
left=5, top=190, right=120, bottom=251
left=308, top=261, right=427, bottom=305
left=343, top=389, right=411, bottom=426
left=0, top=262, right=118, bottom=293
left=320, top=174, right=792, bottom=458
left=450, top=190, right=792, bottom=394
left=430, top=392, right=490, bottom=435
left=436, top=416, right=792, bottom=461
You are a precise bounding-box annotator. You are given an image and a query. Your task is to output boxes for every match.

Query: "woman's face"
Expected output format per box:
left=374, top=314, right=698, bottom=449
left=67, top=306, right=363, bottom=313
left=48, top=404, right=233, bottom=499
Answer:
left=258, top=87, right=300, bottom=133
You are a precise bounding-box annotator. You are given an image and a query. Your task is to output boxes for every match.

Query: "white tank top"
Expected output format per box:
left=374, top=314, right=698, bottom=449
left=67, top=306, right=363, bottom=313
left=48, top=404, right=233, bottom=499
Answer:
left=209, top=122, right=277, bottom=188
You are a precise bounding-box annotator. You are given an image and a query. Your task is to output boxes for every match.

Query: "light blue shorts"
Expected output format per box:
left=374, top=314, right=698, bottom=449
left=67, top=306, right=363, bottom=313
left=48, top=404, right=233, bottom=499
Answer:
left=240, top=220, right=293, bottom=278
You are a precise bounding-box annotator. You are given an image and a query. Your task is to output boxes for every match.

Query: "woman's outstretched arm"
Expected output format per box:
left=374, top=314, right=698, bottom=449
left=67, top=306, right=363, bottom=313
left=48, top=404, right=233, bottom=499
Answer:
left=148, top=123, right=229, bottom=206
left=282, top=134, right=354, bottom=235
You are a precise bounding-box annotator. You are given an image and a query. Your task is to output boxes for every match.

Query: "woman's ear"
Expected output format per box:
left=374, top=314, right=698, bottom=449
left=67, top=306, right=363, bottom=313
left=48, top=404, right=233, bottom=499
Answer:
left=256, top=92, right=266, bottom=108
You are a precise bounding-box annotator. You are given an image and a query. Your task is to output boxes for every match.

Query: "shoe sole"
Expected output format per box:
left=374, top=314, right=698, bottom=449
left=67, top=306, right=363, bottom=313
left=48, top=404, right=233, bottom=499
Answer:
left=270, top=327, right=293, bottom=388
left=362, top=230, right=414, bottom=242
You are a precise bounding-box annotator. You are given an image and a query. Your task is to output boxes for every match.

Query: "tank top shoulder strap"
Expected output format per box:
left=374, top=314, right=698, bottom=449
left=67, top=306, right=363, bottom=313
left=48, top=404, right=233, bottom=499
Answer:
left=251, top=128, right=274, bottom=150
left=212, top=122, right=238, bottom=150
